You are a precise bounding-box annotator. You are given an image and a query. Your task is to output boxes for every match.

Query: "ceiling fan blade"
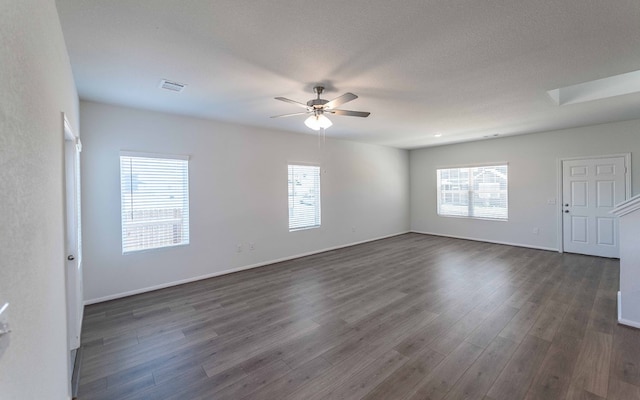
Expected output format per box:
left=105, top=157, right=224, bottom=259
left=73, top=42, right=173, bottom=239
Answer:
left=327, top=109, right=370, bottom=118
left=324, top=93, right=358, bottom=109
left=274, top=97, right=309, bottom=109
left=270, top=112, right=310, bottom=118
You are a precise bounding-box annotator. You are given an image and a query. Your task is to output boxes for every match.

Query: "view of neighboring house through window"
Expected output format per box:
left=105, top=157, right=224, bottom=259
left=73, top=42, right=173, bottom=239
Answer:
left=437, top=164, right=508, bottom=220
left=120, top=152, right=190, bottom=253
left=288, top=164, right=321, bottom=231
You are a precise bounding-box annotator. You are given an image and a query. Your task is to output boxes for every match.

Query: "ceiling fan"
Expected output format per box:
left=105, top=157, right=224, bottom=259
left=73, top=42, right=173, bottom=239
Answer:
left=271, top=86, right=370, bottom=130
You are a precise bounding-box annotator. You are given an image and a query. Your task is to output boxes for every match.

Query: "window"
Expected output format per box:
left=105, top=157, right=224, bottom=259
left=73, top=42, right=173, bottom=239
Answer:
left=120, top=152, right=190, bottom=253
left=437, top=164, right=508, bottom=220
left=288, top=164, right=321, bottom=231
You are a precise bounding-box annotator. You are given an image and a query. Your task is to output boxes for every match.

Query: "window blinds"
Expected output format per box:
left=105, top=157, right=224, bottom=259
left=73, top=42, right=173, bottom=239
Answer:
left=437, top=164, right=508, bottom=220
left=288, top=164, right=321, bottom=231
left=120, top=153, right=190, bottom=253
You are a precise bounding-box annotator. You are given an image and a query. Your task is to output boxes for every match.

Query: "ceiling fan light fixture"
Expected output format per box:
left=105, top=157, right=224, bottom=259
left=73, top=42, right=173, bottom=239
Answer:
left=273, top=86, right=368, bottom=129
left=305, top=114, right=332, bottom=130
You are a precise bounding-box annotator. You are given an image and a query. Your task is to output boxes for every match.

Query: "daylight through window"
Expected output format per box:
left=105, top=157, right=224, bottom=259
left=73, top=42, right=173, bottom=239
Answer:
left=437, top=164, right=508, bottom=220
left=120, top=153, right=190, bottom=253
left=288, top=164, right=321, bottom=231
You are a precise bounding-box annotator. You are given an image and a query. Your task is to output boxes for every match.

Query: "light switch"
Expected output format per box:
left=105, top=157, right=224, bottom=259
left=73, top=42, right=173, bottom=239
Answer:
left=547, top=198, right=557, bottom=205
left=0, top=303, right=9, bottom=333
left=0, top=302, right=10, bottom=359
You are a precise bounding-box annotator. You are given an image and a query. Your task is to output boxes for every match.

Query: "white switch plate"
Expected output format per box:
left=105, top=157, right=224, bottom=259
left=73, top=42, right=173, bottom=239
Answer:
left=0, top=302, right=10, bottom=359
left=0, top=302, right=9, bottom=334
left=547, top=198, right=557, bottom=205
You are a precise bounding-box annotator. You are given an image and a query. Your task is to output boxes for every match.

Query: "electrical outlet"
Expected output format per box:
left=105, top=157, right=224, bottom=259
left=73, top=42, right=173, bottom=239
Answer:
left=532, top=227, right=540, bottom=235
left=249, top=242, right=255, bottom=251
left=351, top=226, right=356, bottom=233
left=236, top=244, right=243, bottom=253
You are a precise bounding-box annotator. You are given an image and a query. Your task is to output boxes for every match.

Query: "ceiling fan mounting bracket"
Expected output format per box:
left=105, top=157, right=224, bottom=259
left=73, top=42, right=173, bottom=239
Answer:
left=307, top=86, right=329, bottom=108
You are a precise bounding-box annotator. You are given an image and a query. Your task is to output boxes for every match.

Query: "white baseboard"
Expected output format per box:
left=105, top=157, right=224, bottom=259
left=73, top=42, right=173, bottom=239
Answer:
left=410, top=230, right=559, bottom=252
left=618, top=291, right=640, bottom=329
left=618, top=318, right=640, bottom=329
left=85, top=231, right=410, bottom=305
left=618, top=291, right=622, bottom=323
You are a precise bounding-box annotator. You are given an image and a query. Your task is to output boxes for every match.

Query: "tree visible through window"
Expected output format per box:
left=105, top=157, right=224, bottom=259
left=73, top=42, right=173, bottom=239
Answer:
left=437, top=164, right=508, bottom=220
left=120, top=153, right=190, bottom=253
left=288, top=164, right=321, bottom=231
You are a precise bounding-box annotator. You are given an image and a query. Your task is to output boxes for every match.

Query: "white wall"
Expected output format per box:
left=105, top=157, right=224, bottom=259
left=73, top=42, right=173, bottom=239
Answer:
left=410, top=119, right=640, bottom=250
left=0, top=1, right=79, bottom=399
left=80, top=101, right=409, bottom=302
left=615, top=196, right=640, bottom=327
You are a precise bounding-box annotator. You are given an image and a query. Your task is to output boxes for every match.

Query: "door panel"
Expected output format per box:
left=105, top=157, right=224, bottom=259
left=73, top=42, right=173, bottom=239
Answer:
left=571, top=216, right=588, bottom=242
left=596, top=217, right=615, bottom=245
left=571, top=181, right=588, bottom=207
left=596, top=164, right=615, bottom=175
left=596, top=181, right=614, bottom=207
left=562, top=156, right=626, bottom=257
left=570, top=166, right=587, bottom=176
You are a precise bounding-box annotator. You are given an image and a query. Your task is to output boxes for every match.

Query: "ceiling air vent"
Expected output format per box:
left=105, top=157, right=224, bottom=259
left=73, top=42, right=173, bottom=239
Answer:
left=159, top=79, right=186, bottom=93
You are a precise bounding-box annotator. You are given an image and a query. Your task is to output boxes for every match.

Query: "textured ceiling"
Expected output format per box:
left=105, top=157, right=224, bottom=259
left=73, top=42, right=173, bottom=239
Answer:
left=56, top=0, right=640, bottom=149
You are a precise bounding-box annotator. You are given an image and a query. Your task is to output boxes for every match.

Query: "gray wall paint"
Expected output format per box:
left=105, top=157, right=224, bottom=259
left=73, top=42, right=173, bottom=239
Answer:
left=0, top=1, right=79, bottom=398
left=80, top=101, right=410, bottom=302
left=410, top=119, right=640, bottom=249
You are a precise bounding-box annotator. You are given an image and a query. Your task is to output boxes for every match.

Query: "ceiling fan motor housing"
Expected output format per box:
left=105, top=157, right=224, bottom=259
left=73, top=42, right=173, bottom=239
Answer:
left=307, top=98, right=329, bottom=108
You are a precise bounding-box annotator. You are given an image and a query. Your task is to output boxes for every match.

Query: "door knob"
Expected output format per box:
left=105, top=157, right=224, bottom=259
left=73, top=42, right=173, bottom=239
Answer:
left=67, top=255, right=75, bottom=261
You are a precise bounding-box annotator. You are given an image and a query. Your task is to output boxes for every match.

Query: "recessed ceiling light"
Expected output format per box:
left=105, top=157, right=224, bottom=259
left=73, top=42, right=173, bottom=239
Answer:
left=434, top=133, right=442, bottom=137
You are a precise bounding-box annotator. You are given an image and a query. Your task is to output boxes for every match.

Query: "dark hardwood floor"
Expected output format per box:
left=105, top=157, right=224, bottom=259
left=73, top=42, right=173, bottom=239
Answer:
left=77, top=233, right=640, bottom=400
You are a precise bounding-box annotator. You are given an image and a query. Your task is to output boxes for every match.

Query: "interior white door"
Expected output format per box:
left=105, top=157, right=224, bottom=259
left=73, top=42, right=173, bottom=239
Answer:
left=64, top=117, right=83, bottom=351
left=562, top=156, right=627, bottom=258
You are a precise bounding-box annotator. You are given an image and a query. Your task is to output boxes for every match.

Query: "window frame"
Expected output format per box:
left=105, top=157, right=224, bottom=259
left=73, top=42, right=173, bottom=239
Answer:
left=287, top=163, right=321, bottom=232
left=120, top=151, right=191, bottom=254
left=436, top=163, right=509, bottom=221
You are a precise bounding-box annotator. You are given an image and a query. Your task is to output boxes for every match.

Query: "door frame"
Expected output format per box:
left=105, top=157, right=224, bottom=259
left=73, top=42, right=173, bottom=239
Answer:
left=556, top=153, right=631, bottom=253
left=63, top=112, right=83, bottom=397
left=63, top=112, right=84, bottom=345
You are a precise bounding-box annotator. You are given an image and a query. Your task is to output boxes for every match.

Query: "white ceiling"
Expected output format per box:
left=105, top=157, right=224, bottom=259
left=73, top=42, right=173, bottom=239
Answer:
left=56, top=0, right=640, bottom=149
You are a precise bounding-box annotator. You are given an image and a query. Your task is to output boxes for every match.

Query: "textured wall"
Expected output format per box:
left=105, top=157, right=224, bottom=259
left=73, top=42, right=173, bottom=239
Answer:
left=0, top=1, right=79, bottom=399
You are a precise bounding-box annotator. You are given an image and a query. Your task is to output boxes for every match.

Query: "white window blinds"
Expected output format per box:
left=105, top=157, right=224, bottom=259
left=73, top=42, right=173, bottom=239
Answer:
left=288, top=164, right=321, bottom=231
left=120, top=153, right=190, bottom=253
left=437, top=164, right=508, bottom=220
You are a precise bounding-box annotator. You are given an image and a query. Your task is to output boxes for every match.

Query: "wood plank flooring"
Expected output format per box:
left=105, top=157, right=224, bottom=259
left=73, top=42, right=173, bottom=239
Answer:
left=77, top=233, right=640, bottom=400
